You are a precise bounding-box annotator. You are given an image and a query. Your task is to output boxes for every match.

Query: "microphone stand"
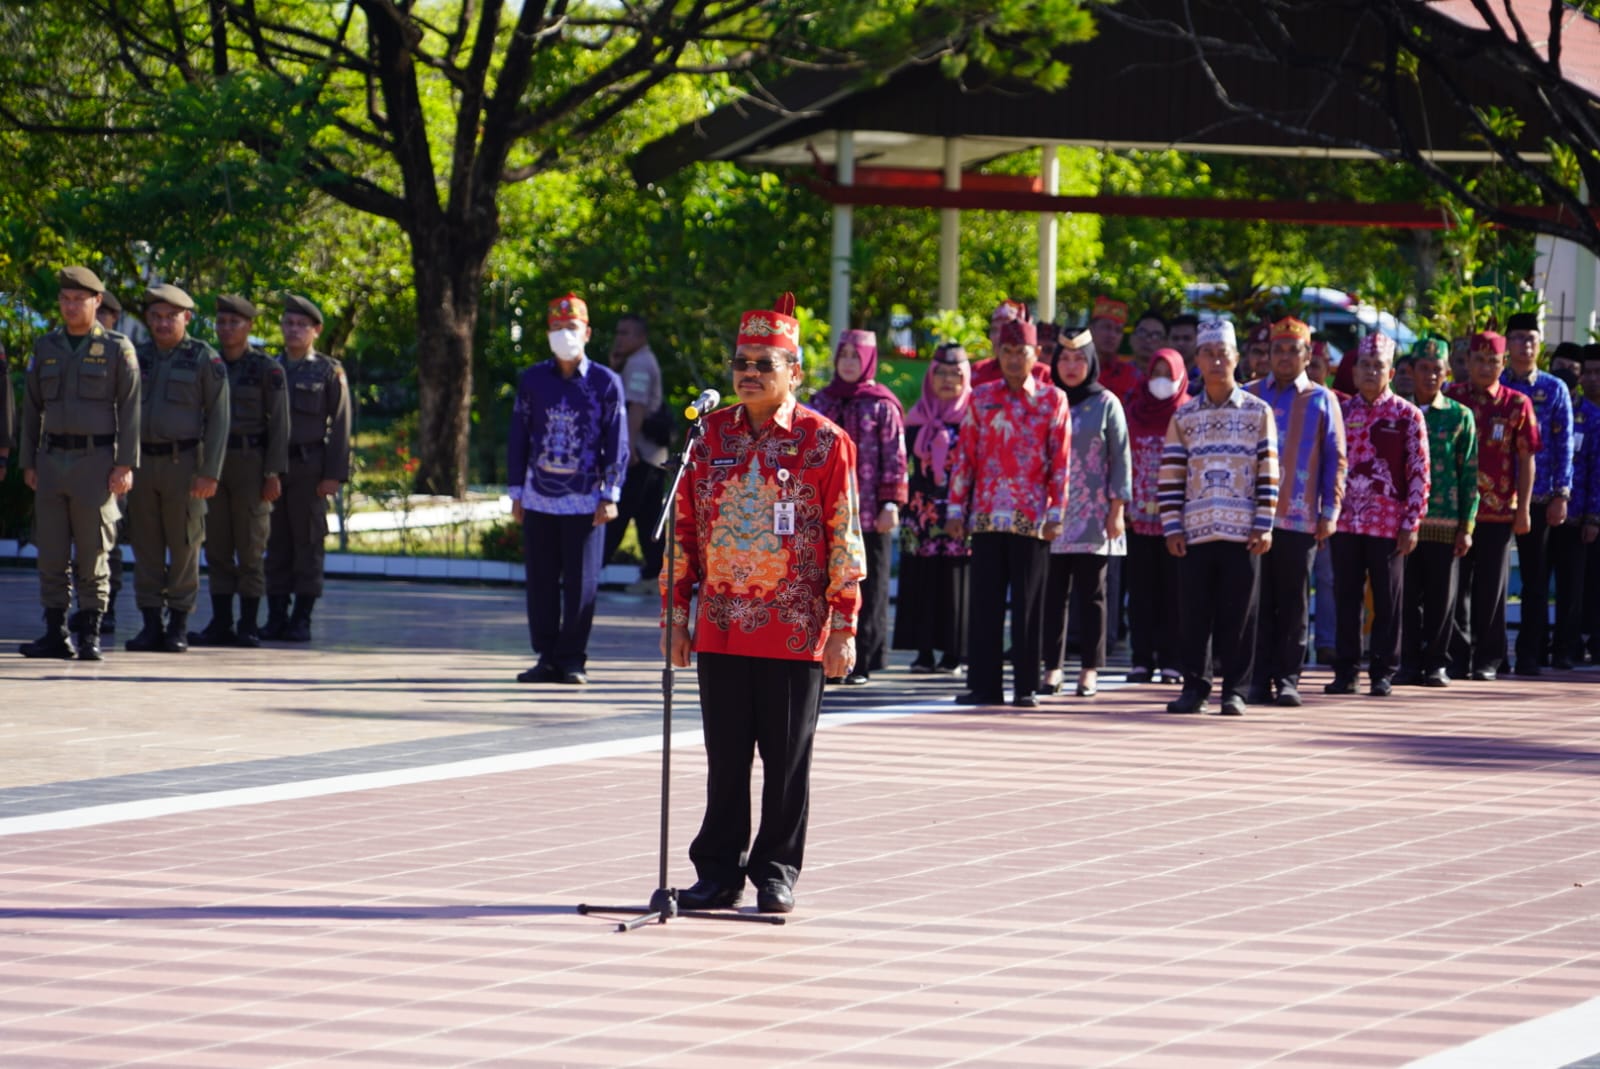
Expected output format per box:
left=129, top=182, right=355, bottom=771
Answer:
left=578, top=410, right=784, bottom=931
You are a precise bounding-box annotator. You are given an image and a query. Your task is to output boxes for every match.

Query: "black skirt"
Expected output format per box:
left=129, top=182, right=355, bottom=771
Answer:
left=891, top=554, right=970, bottom=657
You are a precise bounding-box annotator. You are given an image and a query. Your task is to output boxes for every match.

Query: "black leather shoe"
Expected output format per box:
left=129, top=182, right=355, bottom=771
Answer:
left=755, top=881, right=795, bottom=914
left=954, top=691, right=1003, bottom=705
left=1469, top=667, right=1498, bottom=682
left=1245, top=684, right=1272, bottom=705
left=1369, top=677, right=1393, bottom=697
left=677, top=880, right=742, bottom=911
left=842, top=671, right=870, bottom=685
left=516, top=663, right=558, bottom=683
left=559, top=670, right=589, bottom=685
left=1422, top=668, right=1450, bottom=687
left=1219, top=694, right=1246, bottom=717
left=1391, top=668, right=1422, bottom=687
left=1513, top=662, right=1542, bottom=677
left=1125, top=667, right=1153, bottom=684
left=1274, top=679, right=1302, bottom=707
left=1012, top=693, right=1040, bottom=709
left=1551, top=653, right=1575, bottom=671
left=1165, top=690, right=1208, bottom=715
left=1323, top=673, right=1358, bottom=695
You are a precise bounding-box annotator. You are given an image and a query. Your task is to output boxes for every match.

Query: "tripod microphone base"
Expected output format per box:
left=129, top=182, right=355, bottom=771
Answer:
left=579, top=888, right=787, bottom=932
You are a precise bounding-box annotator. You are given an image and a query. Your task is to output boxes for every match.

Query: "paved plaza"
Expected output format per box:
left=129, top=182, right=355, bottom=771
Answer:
left=0, top=567, right=1597, bottom=1068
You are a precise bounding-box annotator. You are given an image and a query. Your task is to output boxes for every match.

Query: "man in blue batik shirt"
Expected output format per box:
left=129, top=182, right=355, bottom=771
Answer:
left=507, top=292, right=628, bottom=685
left=1500, top=312, right=1575, bottom=676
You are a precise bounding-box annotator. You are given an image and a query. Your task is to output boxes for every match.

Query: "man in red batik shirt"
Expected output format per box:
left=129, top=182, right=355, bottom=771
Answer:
left=945, top=318, right=1070, bottom=708
left=663, top=293, right=866, bottom=916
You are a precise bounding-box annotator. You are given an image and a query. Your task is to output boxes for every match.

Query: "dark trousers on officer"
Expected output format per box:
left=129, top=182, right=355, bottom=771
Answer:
left=1042, top=552, right=1108, bottom=673
left=1178, top=539, right=1259, bottom=700
left=1585, top=537, right=1600, bottom=658
left=1549, top=521, right=1589, bottom=661
left=967, top=532, right=1049, bottom=700
left=1401, top=539, right=1458, bottom=674
left=856, top=530, right=892, bottom=674
left=1254, top=528, right=1318, bottom=685
left=690, top=651, right=823, bottom=891
left=35, top=444, right=119, bottom=613
left=266, top=448, right=329, bottom=597
left=206, top=448, right=270, bottom=597
left=522, top=510, right=603, bottom=673
left=1451, top=521, right=1514, bottom=675
left=1513, top=507, right=1553, bottom=668
left=128, top=448, right=206, bottom=612
left=1332, top=532, right=1404, bottom=682
left=604, top=460, right=665, bottom=580
left=1127, top=531, right=1180, bottom=672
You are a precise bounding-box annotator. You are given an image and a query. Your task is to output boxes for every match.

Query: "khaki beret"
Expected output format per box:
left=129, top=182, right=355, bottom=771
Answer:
left=57, top=266, right=105, bottom=294
left=144, top=283, right=196, bottom=312
left=100, top=291, right=122, bottom=315
left=216, top=294, right=259, bottom=320
left=281, top=293, right=324, bottom=326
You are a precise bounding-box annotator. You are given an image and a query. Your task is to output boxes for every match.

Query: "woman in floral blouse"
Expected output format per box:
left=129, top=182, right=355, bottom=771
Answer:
left=892, top=345, right=972, bottom=673
left=809, top=330, right=909, bottom=684
left=1042, top=330, right=1131, bottom=697
left=1124, top=348, right=1187, bottom=685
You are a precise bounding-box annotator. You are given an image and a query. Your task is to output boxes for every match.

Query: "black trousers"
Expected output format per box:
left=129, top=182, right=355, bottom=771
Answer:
left=1178, top=539, right=1260, bottom=699
left=1587, top=536, right=1600, bottom=654
left=967, top=532, right=1050, bottom=699
left=1332, top=532, right=1404, bottom=680
left=1127, top=531, right=1180, bottom=671
left=1451, top=521, right=1514, bottom=675
left=1549, top=522, right=1590, bottom=659
left=856, top=530, right=892, bottom=673
left=1042, top=552, right=1108, bottom=673
left=691, top=652, right=823, bottom=890
left=1254, top=528, right=1318, bottom=684
left=1401, top=539, right=1458, bottom=673
left=1513, top=508, right=1553, bottom=667
left=603, top=461, right=665, bottom=580
left=522, top=510, right=604, bottom=672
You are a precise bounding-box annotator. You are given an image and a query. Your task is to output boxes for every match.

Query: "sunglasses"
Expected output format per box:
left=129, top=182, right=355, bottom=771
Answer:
left=729, top=357, right=784, bottom=373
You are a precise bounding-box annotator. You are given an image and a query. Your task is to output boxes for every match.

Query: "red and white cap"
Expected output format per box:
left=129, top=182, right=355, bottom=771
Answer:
left=737, top=292, right=801, bottom=354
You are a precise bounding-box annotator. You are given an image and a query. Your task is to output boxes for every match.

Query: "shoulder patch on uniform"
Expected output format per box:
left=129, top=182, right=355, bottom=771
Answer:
left=212, top=359, right=226, bottom=380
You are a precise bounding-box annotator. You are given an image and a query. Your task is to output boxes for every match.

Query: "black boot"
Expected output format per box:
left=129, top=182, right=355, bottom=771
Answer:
left=283, top=595, right=316, bottom=643
left=164, top=610, right=190, bottom=653
left=187, top=594, right=236, bottom=647
left=125, top=608, right=167, bottom=652
left=235, top=596, right=262, bottom=648
left=260, top=595, right=291, bottom=641
left=20, top=609, right=76, bottom=659
left=78, top=613, right=103, bottom=661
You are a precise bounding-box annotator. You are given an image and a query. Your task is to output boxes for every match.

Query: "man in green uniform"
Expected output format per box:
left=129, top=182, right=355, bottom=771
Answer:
left=262, top=294, right=351, bottom=643
left=124, top=284, right=230, bottom=653
left=18, top=267, right=141, bottom=661
left=81, top=288, right=129, bottom=637
left=188, top=295, right=289, bottom=648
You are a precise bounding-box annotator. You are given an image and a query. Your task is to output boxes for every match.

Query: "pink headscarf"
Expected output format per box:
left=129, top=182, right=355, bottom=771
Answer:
left=906, top=345, right=971, bottom=484
left=813, top=329, right=903, bottom=413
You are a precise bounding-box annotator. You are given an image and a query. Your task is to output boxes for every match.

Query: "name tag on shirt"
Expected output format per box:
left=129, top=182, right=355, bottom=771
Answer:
left=991, top=511, right=1014, bottom=531
left=1491, top=420, right=1506, bottom=443
left=774, top=501, right=796, bottom=535
left=1575, top=432, right=1585, bottom=452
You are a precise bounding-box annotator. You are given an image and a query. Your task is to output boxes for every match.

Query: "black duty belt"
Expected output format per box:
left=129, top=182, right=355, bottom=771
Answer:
left=289, top=442, right=325, bottom=461
left=45, top=433, right=116, bottom=450
left=141, top=439, right=200, bottom=456
left=228, top=433, right=266, bottom=449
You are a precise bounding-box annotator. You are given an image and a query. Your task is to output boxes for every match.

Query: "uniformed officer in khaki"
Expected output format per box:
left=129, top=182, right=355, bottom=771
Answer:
left=18, top=266, right=140, bottom=661
left=124, top=283, right=230, bottom=653
left=263, top=294, right=351, bottom=643
left=188, top=295, right=289, bottom=648
left=75, top=289, right=130, bottom=637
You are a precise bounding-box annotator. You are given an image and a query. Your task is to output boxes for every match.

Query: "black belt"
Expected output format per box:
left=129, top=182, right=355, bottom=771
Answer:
left=142, top=439, right=200, bottom=456
left=289, top=442, right=325, bottom=461
left=228, top=433, right=266, bottom=449
left=45, top=433, right=115, bottom=450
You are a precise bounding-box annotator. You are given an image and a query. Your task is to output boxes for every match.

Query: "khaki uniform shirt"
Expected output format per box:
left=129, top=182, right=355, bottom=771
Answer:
left=226, top=347, right=290, bottom=476
left=20, top=325, right=141, bottom=470
left=135, top=336, right=230, bottom=481
left=281, top=351, right=352, bottom=482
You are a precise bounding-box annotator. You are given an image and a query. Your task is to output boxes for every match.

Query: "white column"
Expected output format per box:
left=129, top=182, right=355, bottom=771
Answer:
left=1037, top=142, right=1060, bottom=322
left=829, top=130, right=855, bottom=347
left=939, top=138, right=961, bottom=312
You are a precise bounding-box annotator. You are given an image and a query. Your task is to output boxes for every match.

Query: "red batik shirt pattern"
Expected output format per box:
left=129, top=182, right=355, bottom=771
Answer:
left=1445, top=381, right=1541, bottom=523
left=663, top=400, right=866, bottom=661
left=947, top=376, right=1070, bottom=539
left=1337, top=390, right=1431, bottom=539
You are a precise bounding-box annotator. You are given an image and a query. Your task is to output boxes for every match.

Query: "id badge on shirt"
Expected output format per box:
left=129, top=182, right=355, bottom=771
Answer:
left=1491, top=419, right=1507, bottom=443
left=774, top=500, right=796, bottom=535
left=1575, top=432, right=1586, bottom=452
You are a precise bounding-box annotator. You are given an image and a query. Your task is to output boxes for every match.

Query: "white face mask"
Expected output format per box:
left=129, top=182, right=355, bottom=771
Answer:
left=1148, top=377, right=1180, bottom=400
left=548, top=328, right=585, bottom=361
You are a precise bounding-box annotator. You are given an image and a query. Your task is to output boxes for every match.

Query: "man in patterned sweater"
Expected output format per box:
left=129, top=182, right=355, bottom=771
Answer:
left=1159, top=319, right=1279, bottom=717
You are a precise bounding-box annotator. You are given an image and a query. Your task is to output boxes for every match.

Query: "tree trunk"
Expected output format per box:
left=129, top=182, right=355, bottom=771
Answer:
left=411, top=223, right=486, bottom=497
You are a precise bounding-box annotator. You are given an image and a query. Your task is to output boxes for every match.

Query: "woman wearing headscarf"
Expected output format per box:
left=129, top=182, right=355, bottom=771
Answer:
left=810, top=329, right=909, bottom=684
left=1041, top=329, right=1131, bottom=697
left=1124, top=348, right=1188, bottom=685
left=892, top=345, right=973, bottom=673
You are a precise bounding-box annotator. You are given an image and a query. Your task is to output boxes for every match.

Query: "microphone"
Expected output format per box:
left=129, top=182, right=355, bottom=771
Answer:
left=683, top=389, right=721, bottom=421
